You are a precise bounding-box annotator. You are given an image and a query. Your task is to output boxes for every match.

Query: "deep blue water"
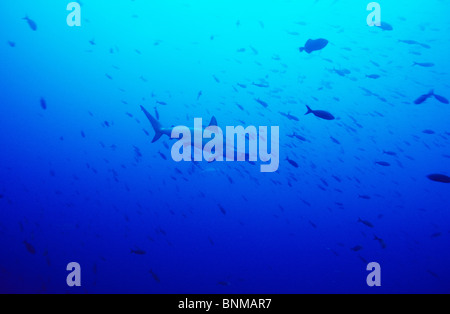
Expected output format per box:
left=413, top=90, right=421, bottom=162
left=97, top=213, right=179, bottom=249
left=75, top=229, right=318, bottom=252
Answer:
left=0, top=0, right=449, bottom=294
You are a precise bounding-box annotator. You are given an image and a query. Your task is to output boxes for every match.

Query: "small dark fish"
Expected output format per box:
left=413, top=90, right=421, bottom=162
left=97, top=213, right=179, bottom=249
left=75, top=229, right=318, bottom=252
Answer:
left=299, top=38, right=329, bottom=54
left=0, top=194, right=4, bottom=199
left=422, top=130, right=435, bottom=135
left=288, top=133, right=307, bottom=142
left=252, top=82, right=270, bottom=88
left=286, top=157, right=299, bottom=168
left=399, top=40, right=419, bottom=45
left=156, top=101, right=167, bottom=106
left=8, top=41, right=16, bottom=47
left=413, top=62, right=435, bottom=68
left=81, top=131, right=86, bottom=138
left=23, top=16, right=37, bottom=31
left=398, top=40, right=430, bottom=49
left=427, top=174, right=450, bottom=184
left=197, top=91, right=203, bottom=100
left=414, top=90, right=434, bottom=104
left=358, top=218, right=374, bottom=228
left=375, top=161, right=391, bottom=167
left=383, top=151, right=397, bottom=156
left=374, top=236, right=387, bottom=249
left=366, top=74, right=380, bottom=79
left=24, top=241, right=36, bottom=255
left=149, top=270, right=160, bottom=282
left=217, top=281, right=231, bottom=286
left=431, top=232, right=442, bottom=238
left=359, top=195, right=371, bottom=200
left=419, top=43, right=431, bottom=49
left=218, top=205, right=227, bottom=215
left=40, top=97, right=47, bottom=110
left=378, top=22, right=393, bottom=31
left=279, top=112, right=299, bottom=121
left=433, top=93, right=449, bottom=104
left=333, top=68, right=351, bottom=77
left=131, top=249, right=146, bottom=255
left=305, top=105, right=335, bottom=120
left=158, top=152, right=167, bottom=160
left=427, top=270, right=439, bottom=279
left=351, top=246, right=363, bottom=252
left=255, top=99, right=268, bottom=108
left=330, top=137, right=340, bottom=144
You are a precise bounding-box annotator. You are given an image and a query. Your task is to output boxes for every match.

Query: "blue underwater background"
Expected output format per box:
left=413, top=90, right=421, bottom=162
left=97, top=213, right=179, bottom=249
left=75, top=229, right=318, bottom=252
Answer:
left=1, top=0, right=450, bottom=294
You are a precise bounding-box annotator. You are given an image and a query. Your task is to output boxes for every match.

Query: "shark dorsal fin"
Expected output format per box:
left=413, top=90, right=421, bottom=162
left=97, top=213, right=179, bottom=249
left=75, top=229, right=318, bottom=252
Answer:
left=209, top=116, right=218, bottom=127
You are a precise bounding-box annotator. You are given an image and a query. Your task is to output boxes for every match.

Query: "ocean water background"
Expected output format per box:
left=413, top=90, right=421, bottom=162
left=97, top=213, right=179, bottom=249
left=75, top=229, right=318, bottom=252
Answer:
left=0, top=0, right=449, bottom=294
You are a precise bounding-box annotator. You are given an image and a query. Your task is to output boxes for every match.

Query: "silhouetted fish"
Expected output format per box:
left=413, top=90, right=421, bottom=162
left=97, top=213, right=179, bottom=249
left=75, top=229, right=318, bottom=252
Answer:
left=40, top=97, right=47, bottom=110
left=358, top=218, right=374, bottom=228
left=131, top=249, right=146, bottom=255
left=218, top=204, right=227, bottom=215
left=279, top=112, right=299, bottom=121
left=374, top=235, right=387, bottom=249
left=376, top=161, right=391, bottom=167
left=427, top=174, right=450, bottom=183
left=413, top=62, right=435, bottom=68
left=351, top=246, right=363, bottom=252
left=299, top=38, right=328, bottom=54
left=286, top=157, right=299, bottom=168
left=288, top=133, right=308, bottom=142
left=399, top=40, right=430, bottom=49
left=24, top=241, right=36, bottom=254
left=149, top=269, right=160, bottom=282
left=23, top=16, right=37, bottom=31
left=378, top=22, right=393, bottom=31
left=433, top=93, right=449, bottom=104
left=414, top=90, right=434, bottom=104
left=255, top=99, right=269, bottom=108
left=305, top=105, right=335, bottom=120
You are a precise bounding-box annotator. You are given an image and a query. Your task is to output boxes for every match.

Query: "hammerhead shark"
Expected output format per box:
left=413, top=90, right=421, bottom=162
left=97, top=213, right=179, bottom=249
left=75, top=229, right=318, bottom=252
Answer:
left=140, top=106, right=279, bottom=171
left=140, top=105, right=217, bottom=143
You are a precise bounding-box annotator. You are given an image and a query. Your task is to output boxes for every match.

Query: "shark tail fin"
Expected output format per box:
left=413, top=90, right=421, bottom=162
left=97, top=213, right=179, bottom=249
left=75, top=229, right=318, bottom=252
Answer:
left=141, top=105, right=164, bottom=143
left=305, top=105, right=313, bottom=115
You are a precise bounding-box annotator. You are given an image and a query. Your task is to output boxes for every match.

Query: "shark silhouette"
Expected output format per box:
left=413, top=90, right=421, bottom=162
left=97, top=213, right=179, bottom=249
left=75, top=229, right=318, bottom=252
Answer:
left=140, top=105, right=256, bottom=163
